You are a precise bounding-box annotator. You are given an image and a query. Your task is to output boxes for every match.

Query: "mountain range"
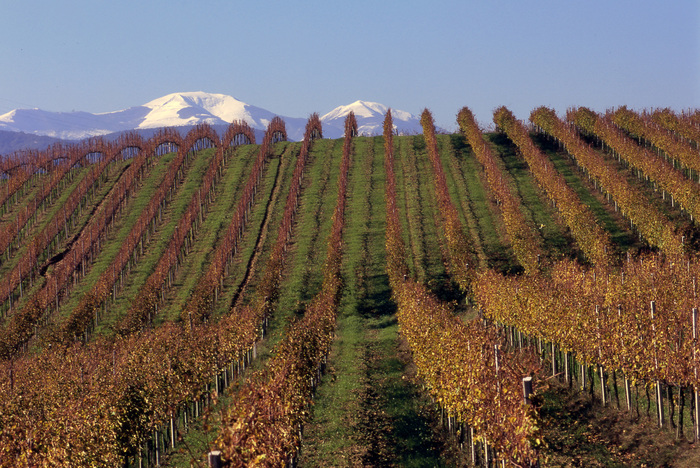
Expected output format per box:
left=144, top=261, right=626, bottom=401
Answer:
left=0, top=92, right=423, bottom=153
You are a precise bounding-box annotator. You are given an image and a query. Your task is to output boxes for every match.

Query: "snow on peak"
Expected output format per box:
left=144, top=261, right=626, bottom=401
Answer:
left=0, top=91, right=282, bottom=140
left=321, top=100, right=388, bottom=121
left=320, top=100, right=421, bottom=138
left=138, top=91, right=255, bottom=129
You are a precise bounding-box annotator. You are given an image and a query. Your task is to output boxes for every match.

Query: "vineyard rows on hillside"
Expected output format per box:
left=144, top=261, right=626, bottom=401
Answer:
left=1, top=106, right=700, bottom=467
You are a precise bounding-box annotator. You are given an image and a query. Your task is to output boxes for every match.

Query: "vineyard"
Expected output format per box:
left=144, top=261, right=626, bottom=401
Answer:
left=1, top=104, right=700, bottom=467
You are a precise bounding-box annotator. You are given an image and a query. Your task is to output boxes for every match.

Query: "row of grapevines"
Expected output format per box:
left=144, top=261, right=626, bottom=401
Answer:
left=0, top=122, right=300, bottom=466
left=0, top=309, right=270, bottom=465
left=214, top=114, right=354, bottom=466
left=396, top=280, right=541, bottom=464
left=82, top=123, right=254, bottom=337
left=494, top=107, right=613, bottom=267
left=384, top=110, right=410, bottom=285
left=608, top=106, right=700, bottom=176
left=531, top=107, right=684, bottom=257
left=239, top=114, right=323, bottom=318
left=569, top=107, right=700, bottom=225
left=388, top=110, right=541, bottom=465
left=474, top=252, right=700, bottom=389
left=0, top=134, right=148, bottom=315
left=650, top=108, right=700, bottom=148
left=0, top=160, right=36, bottom=217
left=0, top=138, right=116, bottom=262
left=420, top=109, right=476, bottom=291
left=458, top=107, right=543, bottom=274
left=183, top=117, right=287, bottom=324
left=0, top=129, right=185, bottom=358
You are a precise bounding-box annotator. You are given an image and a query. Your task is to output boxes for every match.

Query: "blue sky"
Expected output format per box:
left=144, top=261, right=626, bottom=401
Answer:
left=1, top=0, right=698, bottom=131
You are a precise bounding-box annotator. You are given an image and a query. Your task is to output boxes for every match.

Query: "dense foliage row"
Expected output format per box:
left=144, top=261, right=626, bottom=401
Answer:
left=215, top=113, right=353, bottom=466
left=419, top=109, right=476, bottom=291
left=530, top=107, right=685, bottom=257
left=568, top=107, right=700, bottom=225
left=0, top=121, right=295, bottom=466
left=397, top=280, right=542, bottom=464
left=0, top=311, right=268, bottom=466
left=474, top=252, right=700, bottom=388
left=389, top=110, right=541, bottom=465
left=494, top=107, right=613, bottom=267
left=607, top=106, right=700, bottom=176
left=650, top=108, right=700, bottom=148
left=457, top=107, right=543, bottom=274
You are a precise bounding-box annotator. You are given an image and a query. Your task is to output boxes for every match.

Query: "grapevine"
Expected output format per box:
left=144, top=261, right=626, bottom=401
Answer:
left=531, top=107, right=684, bottom=257
left=494, top=106, right=613, bottom=267
left=458, top=107, right=543, bottom=274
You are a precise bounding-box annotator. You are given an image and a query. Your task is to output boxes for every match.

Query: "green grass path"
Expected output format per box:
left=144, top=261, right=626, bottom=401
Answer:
left=300, top=136, right=447, bottom=467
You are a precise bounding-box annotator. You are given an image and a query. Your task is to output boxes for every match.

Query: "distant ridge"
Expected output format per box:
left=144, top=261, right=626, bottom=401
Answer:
left=0, top=92, right=422, bottom=152
left=0, top=129, right=65, bottom=154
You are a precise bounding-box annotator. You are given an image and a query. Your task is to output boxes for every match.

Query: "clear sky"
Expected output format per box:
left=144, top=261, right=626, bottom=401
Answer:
left=1, top=0, right=698, bottom=131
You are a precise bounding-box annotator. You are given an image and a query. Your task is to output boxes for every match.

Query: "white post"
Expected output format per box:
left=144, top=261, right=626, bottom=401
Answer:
left=170, top=416, right=175, bottom=449
left=470, top=426, right=476, bottom=464
left=651, top=301, right=664, bottom=427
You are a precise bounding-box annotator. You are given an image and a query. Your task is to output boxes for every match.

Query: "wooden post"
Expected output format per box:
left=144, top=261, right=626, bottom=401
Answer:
left=656, top=380, right=665, bottom=428
left=617, top=304, right=631, bottom=410
left=170, top=416, right=176, bottom=449
left=208, top=450, right=223, bottom=468
left=154, top=429, right=160, bottom=466
left=595, top=305, right=603, bottom=399
left=467, top=426, right=475, bottom=464
left=494, top=344, right=501, bottom=393
left=651, top=301, right=664, bottom=428
left=523, top=376, right=533, bottom=405
left=599, top=365, right=607, bottom=406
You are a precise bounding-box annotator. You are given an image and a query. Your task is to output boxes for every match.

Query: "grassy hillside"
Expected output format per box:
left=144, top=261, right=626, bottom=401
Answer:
left=2, top=120, right=700, bottom=467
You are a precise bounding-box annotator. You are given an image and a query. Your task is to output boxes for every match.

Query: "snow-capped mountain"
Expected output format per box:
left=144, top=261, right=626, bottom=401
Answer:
left=137, top=93, right=309, bottom=134
left=0, top=92, right=301, bottom=141
left=320, top=100, right=422, bottom=138
left=0, top=92, right=421, bottom=148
